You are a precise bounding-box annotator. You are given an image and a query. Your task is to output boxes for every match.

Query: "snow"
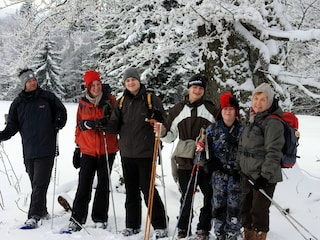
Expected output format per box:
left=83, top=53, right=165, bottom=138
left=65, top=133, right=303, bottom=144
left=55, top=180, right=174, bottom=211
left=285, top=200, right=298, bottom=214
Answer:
left=0, top=100, right=320, bottom=240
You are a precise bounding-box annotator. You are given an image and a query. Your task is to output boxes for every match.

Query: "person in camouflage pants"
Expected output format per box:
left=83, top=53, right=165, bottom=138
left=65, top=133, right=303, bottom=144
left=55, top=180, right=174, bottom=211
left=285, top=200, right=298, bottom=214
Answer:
left=205, top=92, right=243, bottom=240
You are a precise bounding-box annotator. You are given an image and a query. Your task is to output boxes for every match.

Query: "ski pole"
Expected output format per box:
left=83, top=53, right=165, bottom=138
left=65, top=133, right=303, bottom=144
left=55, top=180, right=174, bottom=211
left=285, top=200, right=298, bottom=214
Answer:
left=171, top=161, right=199, bottom=240
left=70, top=216, right=91, bottom=235
left=103, top=132, right=118, bottom=233
left=144, top=121, right=162, bottom=240
left=157, top=140, right=169, bottom=231
left=51, top=131, right=59, bottom=229
left=242, top=172, right=318, bottom=240
left=186, top=153, right=201, bottom=238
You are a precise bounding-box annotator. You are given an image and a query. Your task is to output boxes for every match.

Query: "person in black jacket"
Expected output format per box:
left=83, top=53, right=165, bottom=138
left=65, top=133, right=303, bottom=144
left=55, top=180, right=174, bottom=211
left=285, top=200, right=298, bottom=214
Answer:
left=107, top=67, right=168, bottom=239
left=0, top=68, right=67, bottom=228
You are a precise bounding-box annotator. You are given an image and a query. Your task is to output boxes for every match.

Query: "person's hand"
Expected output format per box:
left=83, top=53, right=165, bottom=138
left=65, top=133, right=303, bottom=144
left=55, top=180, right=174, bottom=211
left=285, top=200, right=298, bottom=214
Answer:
left=254, top=176, right=268, bottom=190
left=95, top=118, right=108, bottom=130
left=73, top=147, right=81, bottom=169
left=55, top=117, right=64, bottom=130
left=196, top=141, right=205, bottom=152
left=153, top=122, right=166, bottom=137
left=78, top=120, right=97, bottom=131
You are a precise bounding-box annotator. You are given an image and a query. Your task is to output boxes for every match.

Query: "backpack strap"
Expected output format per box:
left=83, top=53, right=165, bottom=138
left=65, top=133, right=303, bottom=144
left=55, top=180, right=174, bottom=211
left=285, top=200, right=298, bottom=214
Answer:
left=118, top=92, right=153, bottom=115
left=119, top=95, right=125, bottom=110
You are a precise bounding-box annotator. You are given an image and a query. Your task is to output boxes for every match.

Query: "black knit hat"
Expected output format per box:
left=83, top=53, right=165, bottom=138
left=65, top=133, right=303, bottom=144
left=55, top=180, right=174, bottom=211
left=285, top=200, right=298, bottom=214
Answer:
left=187, top=73, right=207, bottom=89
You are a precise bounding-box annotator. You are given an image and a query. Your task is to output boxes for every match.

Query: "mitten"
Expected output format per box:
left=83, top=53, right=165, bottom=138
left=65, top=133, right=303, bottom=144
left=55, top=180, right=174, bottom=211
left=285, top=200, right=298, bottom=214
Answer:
left=78, top=120, right=96, bottom=131
left=73, top=147, right=81, bottom=169
left=254, top=176, right=268, bottom=190
left=95, top=118, right=108, bottom=130
left=195, top=141, right=205, bottom=153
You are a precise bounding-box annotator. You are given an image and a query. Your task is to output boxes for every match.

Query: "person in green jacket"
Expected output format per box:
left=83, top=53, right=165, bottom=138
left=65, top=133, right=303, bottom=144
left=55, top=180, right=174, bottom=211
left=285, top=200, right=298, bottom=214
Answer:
left=237, top=83, right=285, bottom=240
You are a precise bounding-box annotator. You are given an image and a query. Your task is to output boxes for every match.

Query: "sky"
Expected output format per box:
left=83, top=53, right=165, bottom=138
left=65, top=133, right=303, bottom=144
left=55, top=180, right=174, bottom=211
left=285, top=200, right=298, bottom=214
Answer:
left=0, top=101, right=320, bottom=240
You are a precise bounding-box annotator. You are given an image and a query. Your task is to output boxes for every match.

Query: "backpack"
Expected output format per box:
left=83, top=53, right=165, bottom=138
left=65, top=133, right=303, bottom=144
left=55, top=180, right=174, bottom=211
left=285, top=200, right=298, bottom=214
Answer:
left=261, top=112, right=300, bottom=168
left=118, top=92, right=153, bottom=117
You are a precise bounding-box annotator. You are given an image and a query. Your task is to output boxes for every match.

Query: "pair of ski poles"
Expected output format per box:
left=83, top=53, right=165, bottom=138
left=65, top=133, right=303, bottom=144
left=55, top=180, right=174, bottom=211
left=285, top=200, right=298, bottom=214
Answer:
left=144, top=121, right=169, bottom=240
left=171, top=151, right=202, bottom=240
left=242, top=173, right=318, bottom=240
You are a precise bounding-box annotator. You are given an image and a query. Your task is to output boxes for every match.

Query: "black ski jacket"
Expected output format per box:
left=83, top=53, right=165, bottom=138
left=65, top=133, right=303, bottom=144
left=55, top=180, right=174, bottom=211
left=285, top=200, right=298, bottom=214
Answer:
left=108, top=85, right=167, bottom=158
left=0, top=88, right=67, bottom=159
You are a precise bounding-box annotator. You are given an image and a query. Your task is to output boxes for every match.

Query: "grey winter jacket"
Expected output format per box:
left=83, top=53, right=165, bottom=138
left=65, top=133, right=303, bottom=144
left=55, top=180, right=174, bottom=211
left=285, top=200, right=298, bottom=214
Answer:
left=237, top=105, right=285, bottom=183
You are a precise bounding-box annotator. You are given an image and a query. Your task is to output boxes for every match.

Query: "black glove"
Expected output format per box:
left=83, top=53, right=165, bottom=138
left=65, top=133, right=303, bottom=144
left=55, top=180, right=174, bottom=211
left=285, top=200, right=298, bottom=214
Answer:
left=73, top=147, right=81, bottom=169
left=78, top=120, right=97, bottom=131
left=55, top=117, right=64, bottom=130
left=232, top=170, right=240, bottom=181
left=151, top=110, right=164, bottom=122
left=95, top=118, right=108, bottom=130
left=254, top=176, right=268, bottom=190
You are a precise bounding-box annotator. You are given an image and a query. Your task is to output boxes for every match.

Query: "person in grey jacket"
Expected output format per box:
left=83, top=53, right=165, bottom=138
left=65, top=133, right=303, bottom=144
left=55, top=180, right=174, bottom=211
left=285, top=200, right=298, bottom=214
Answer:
left=237, top=83, right=285, bottom=240
left=107, top=67, right=168, bottom=239
left=0, top=68, right=67, bottom=228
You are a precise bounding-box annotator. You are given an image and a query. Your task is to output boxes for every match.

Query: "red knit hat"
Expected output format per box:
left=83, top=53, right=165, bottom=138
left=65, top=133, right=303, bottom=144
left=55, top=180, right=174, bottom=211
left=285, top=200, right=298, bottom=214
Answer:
left=217, top=92, right=240, bottom=119
left=84, top=70, right=101, bottom=88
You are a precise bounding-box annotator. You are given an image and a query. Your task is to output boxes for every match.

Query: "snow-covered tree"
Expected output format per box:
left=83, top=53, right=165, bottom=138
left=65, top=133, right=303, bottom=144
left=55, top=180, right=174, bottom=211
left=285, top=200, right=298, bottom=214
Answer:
left=1, top=0, right=320, bottom=114
left=32, top=36, right=65, bottom=99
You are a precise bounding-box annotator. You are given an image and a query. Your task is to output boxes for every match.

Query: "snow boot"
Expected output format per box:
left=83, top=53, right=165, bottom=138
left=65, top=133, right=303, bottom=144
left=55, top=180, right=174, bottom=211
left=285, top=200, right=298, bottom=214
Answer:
left=122, top=228, right=141, bottom=236
left=243, top=228, right=255, bottom=240
left=154, top=229, right=168, bottom=239
left=254, top=231, right=267, bottom=240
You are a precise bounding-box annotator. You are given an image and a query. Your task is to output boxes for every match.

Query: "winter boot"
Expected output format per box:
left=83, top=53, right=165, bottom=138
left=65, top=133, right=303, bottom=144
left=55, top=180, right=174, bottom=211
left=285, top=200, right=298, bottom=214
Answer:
left=254, top=231, right=267, bottom=240
left=154, top=229, right=168, bottom=239
left=243, top=228, right=255, bottom=240
left=122, top=228, right=141, bottom=236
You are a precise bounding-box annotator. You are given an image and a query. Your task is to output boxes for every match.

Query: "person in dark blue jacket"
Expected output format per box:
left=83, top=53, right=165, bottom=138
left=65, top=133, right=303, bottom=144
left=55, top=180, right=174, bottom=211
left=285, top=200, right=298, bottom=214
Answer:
left=0, top=68, right=67, bottom=228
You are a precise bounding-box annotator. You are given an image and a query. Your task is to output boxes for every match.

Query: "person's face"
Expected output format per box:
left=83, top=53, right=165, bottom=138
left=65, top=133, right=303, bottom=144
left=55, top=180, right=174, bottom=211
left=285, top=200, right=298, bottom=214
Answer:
left=89, top=80, right=102, bottom=98
left=188, top=85, right=205, bottom=103
left=252, top=92, right=268, bottom=113
left=25, top=78, right=37, bottom=92
left=125, top=77, right=140, bottom=96
left=221, top=107, right=236, bottom=123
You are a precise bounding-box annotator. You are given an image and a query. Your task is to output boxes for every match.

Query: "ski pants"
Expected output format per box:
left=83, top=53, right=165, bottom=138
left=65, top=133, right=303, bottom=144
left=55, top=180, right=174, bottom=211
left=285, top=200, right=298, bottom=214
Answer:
left=24, top=156, right=54, bottom=220
left=211, top=171, right=242, bottom=236
left=71, top=153, right=115, bottom=224
left=177, top=168, right=213, bottom=232
left=121, top=157, right=167, bottom=229
left=241, top=177, right=276, bottom=232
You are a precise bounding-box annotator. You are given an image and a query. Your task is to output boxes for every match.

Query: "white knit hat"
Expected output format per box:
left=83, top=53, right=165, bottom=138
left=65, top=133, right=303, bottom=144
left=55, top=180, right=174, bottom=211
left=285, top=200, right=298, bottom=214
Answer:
left=252, top=83, right=275, bottom=109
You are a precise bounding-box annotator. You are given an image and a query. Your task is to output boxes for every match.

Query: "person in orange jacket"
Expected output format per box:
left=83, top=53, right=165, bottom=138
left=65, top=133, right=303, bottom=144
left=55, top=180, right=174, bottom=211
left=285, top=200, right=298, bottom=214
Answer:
left=67, top=70, right=119, bottom=231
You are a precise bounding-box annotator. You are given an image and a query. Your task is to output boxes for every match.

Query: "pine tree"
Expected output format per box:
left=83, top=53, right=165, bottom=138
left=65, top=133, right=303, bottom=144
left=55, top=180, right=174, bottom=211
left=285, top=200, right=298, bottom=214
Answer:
left=32, top=37, right=65, bottom=99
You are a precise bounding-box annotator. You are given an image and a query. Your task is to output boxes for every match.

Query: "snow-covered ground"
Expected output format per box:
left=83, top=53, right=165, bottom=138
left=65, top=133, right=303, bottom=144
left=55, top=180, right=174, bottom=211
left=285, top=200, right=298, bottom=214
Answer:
left=0, top=100, right=319, bottom=239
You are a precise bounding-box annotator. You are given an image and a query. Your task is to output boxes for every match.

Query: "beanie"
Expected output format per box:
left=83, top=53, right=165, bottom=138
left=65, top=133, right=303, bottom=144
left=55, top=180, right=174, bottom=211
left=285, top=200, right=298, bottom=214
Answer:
left=187, top=73, right=207, bottom=89
left=19, top=69, right=36, bottom=87
left=217, top=92, right=240, bottom=119
left=252, top=83, right=274, bottom=110
left=123, top=67, right=140, bottom=82
left=84, top=70, right=101, bottom=88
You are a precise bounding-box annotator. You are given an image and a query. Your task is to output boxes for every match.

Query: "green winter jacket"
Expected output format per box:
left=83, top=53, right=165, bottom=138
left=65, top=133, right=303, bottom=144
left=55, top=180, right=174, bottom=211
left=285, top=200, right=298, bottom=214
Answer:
left=237, top=105, right=285, bottom=183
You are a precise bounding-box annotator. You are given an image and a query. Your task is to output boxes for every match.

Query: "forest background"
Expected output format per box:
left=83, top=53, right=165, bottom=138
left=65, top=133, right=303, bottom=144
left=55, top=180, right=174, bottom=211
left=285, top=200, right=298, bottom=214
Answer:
left=0, top=0, right=320, bottom=115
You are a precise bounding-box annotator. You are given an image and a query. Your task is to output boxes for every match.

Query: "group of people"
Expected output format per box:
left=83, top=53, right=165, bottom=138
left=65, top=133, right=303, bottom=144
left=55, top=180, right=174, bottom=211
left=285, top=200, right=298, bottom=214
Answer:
left=0, top=67, right=285, bottom=240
